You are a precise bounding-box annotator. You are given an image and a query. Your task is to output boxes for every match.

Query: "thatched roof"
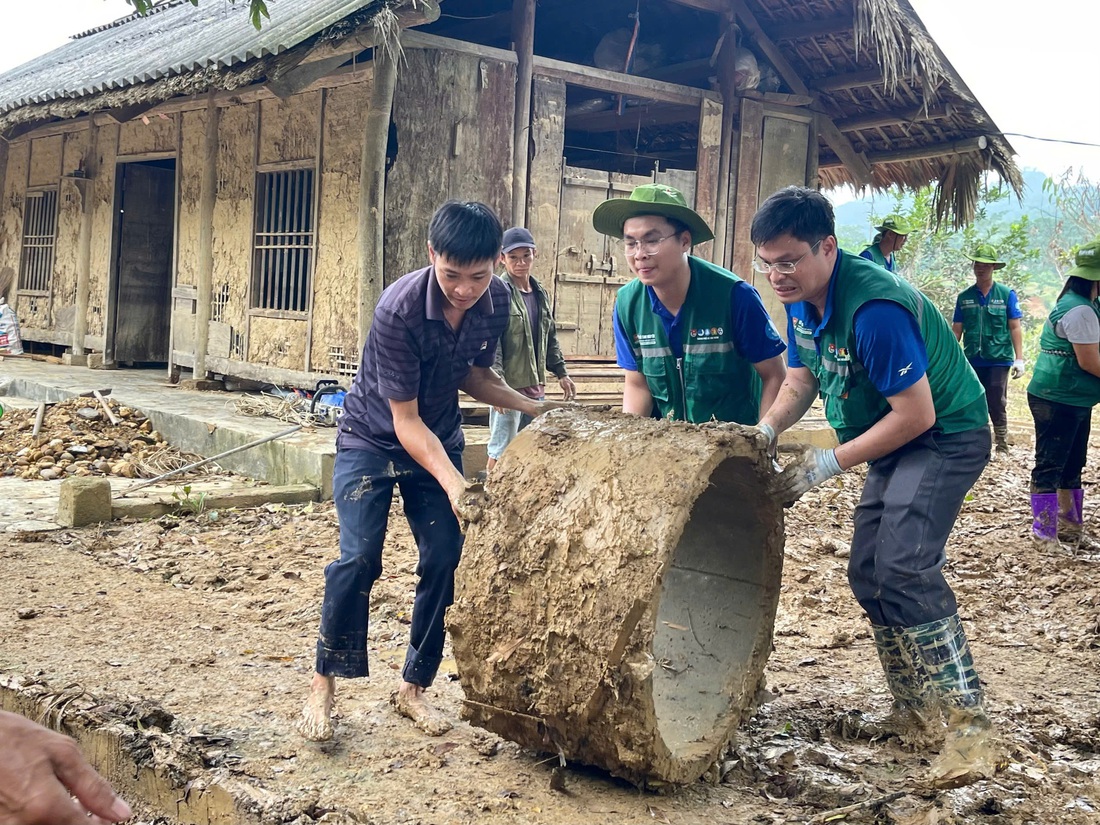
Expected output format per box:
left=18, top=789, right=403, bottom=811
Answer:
left=746, top=0, right=1021, bottom=225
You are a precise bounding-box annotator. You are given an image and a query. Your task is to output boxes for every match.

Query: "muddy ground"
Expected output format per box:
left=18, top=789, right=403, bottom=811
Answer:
left=1, top=434, right=1099, bottom=824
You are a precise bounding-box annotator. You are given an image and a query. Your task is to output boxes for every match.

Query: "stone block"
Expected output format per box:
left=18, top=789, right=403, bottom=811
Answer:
left=178, top=378, right=226, bottom=392
left=62, top=353, right=88, bottom=367
left=57, top=477, right=113, bottom=527
left=87, top=352, right=105, bottom=369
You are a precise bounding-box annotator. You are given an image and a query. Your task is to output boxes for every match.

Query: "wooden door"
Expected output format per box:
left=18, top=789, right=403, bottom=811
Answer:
left=111, top=162, right=175, bottom=364
left=731, top=99, right=814, bottom=322
left=553, top=166, right=697, bottom=358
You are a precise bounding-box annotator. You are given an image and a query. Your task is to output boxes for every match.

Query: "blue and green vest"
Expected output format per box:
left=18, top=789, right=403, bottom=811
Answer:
left=615, top=257, right=761, bottom=424
left=1028, top=292, right=1100, bottom=408
left=956, top=282, right=1015, bottom=364
left=792, top=252, right=987, bottom=444
left=859, top=243, right=894, bottom=272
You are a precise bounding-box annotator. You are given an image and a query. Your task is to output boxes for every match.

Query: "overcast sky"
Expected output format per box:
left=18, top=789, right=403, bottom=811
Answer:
left=0, top=0, right=1097, bottom=181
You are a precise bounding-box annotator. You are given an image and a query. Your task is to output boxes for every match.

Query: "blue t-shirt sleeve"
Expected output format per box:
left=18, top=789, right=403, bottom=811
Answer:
left=852, top=300, right=928, bottom=397
left=952, top=297, right=963, bottom=324
left=785, top=313, right=804, bottom=369
left=858, top=248, right=873, bottom=262
left=730, top=280, right=786, bottom=363
left=1007, top=289, right=1023, bottom=320
left=612, top=304, right=638, bottom=371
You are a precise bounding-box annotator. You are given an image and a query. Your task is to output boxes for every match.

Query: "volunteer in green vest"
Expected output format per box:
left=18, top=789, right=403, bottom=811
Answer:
left=859, top=214, right=912, bottom=273
left=952, top=244, right=1025, bottom=453
left=593, top=183, right=786, bottom=424
left=1026, top=240, right=1100, bottom=550
left=752, top=186, right=995, bottom=788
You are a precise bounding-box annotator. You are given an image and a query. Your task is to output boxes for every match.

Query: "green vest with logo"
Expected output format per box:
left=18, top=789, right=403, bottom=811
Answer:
left=956, top=282, right=1015, bottom=363
left=860, top=243, right=891, bottom=271
left=792, top=252, right=987, bottom=444
left=1028, top=292, right=1100, bottom=408
left=615, top=256, right=762, bottom=424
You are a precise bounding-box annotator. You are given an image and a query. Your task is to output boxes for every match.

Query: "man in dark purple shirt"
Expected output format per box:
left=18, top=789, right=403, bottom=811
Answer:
left=300, top=201, right=567, bottom=741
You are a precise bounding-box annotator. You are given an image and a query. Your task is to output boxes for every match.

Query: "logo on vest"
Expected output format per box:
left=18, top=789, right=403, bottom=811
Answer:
left=690, top=327, right=724, bottom=340
left=634, top=332, right=659, bottom=346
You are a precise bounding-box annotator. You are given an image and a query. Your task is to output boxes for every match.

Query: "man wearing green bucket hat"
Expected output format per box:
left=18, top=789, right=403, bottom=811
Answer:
left=952, top=244, right=1025, bottom=453
left=859, top=214, right=912, bottom=273
left=1026, top=240, right=1100, bottom=552
left=594, top=183, right=787, bottom=425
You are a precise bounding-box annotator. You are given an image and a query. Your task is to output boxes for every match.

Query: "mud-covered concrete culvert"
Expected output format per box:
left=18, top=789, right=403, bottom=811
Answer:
left=450, top=409, right=785, bottom=786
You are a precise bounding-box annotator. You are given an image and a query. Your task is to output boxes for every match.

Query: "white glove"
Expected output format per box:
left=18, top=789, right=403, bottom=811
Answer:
left=771, top=446, right=842, bottom=504
left=755, top=422, right=778, bottom=461
left=1010, top=359, right=1026, bottom=380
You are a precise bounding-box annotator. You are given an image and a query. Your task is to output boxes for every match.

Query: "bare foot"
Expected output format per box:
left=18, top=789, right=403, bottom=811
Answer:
left=390, top=682, right=453, bottom=736
left=299, top=673, right=336, bottom=741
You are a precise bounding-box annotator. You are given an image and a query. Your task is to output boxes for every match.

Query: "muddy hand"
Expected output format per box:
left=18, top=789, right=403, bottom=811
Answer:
left=453, top=481, right=488, bottom=530
left=770, top=445, right=842, bottom=505
left=754, top=422, right=779, bottom=470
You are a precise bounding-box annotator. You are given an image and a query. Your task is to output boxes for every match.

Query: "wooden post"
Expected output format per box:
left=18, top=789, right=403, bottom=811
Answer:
left=358, top=41, right=400, bottom=351
left=510, top=0, right=536, bottom=228
left=73, top=122, right=99, bottom=355
left=712, top=17, right=740, bottom=268
left=193, top=93, right=219, bottom=378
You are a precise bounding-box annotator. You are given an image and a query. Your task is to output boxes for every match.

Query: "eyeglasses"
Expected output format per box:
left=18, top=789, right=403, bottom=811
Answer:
left=623, top=233, right=680, bottom=256
left=752, top=239, right=823, bottom=275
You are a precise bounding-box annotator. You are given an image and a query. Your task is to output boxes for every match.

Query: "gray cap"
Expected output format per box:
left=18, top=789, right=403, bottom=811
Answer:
left=502, top=226, right=536, bottom=253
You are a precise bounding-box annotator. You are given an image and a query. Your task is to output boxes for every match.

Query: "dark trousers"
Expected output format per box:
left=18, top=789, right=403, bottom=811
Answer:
left=849, top=428, right=990, bottom=627
left=972, top=365, right=1010, bottom=427
left=315, top=447, right=464, bottom=687
left=1029, top=393, right=1092, bottom=492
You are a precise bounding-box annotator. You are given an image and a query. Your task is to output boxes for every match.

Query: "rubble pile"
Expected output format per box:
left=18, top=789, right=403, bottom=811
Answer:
left=0, top=397, right=219, bottom=482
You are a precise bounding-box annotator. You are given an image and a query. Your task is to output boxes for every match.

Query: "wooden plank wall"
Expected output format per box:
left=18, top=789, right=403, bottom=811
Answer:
left=0, top=143, right=29, bottom=308
left=731, top=97, right=764, bottom=293
left=526, top=75, right=566, bottom=307
left=385, top=47, right=516, bottom=283
left=693, top=98, right=722, bottom=263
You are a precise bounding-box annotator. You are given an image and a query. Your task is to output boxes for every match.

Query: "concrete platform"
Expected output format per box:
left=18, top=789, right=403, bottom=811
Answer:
left=0, top=359, right=495, bottom=500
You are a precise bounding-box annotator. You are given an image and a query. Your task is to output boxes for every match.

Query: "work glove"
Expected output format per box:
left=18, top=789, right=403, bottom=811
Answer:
left=1010, top=359, right=1026, bottom=379
left=754, top=422, right=779, bottom=465
left=771, top=446, right=842, bottom=504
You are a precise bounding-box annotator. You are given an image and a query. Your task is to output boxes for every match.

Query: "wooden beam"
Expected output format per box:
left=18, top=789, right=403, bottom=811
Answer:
left=567, top=103, right=697, bottom=134
left=511, top=0, right=536, bottom=227
left=532, top=55, right=718, bottom=106
left=818, top=136, right=989, bottom=168
left=729, top=0, right=872, bottom=186
left=765, top=14, right=852, bottom=41
left=193, top=93, right=219, bottom=378
left=835, top=104, right=950, bottom=133
left=72, top=121, right=99, bottom=355
left=358, top=41, right=400, bottom=350
left=100, top=101, right=159, bottom=125
left=813, top=69, right=883, bottom=93
left=640, top=57, right=713, bottom=85
left=266, top=53, right=353, bottom=99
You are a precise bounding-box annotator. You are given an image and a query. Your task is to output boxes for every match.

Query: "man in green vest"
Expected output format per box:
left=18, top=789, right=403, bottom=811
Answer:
left=859, top=214, right=912, bottom=273
left=952, top=244, right=1026, bottom=453
left=592, top=183, right=786, bottom=424
left=752, top=186, right=995, bottom=788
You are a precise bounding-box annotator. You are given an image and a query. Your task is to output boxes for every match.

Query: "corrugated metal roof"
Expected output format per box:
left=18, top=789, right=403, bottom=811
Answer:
left=0, top=0, right=380, bottom=114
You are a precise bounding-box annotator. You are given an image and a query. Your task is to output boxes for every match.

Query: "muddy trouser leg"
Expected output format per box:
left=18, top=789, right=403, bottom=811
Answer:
left=974, top=366, right=1010, bottom=429
left=316, top=448, right=396, bottom=678
left=1029, top=393, right=1091, bottom=493
left=398, top=449, right=465, bottom=688
left=848, top=428, right=990, bottom=629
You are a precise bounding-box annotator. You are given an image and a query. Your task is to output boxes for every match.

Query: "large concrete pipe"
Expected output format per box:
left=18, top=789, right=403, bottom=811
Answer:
left=449, top=409, right=785, bottom=786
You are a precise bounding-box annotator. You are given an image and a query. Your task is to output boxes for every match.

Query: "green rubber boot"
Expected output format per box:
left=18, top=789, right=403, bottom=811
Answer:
left=905, top=614, right=998, bottom=788
left=871, top=625, right=935, bottom=732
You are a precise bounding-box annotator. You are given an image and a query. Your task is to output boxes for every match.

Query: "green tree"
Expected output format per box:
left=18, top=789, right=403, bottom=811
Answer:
left=871, top=182, right=1040, bottom=329
left=1040, top=168, right=1100, bottom=272
left=124, top=0, right=270, bottom=29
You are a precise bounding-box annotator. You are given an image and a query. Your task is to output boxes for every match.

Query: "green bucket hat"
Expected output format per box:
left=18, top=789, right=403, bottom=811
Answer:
left=1067, top=240, right=1100, bottom=281
left=592, top=183, right=714, bottom=244
left=965, top=243, right=1006, bottom=269
left=874, top=214, right=913, bottom=235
